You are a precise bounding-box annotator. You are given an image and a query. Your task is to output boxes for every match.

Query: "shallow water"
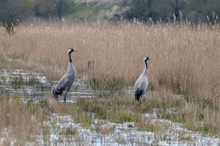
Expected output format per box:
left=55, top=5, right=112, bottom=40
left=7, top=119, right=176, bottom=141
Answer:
left=0, top=69, right=97, bottom=103
left=28, top=112, right=220, bottom=146
left=0, top=69, right=220, bottom=145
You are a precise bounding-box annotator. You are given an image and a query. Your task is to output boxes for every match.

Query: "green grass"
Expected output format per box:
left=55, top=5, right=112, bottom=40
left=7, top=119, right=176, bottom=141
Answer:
left=73, top=2, right=97, bottom=13
left=66, top=2, right=98, bottom=21
left=88, top=77, right=126, bottom=96
left=10, top=74, right=42, bottom=86
left=0, top=58, right=25, bottom=69
left=75, top=97, right=140, bottom=123
left=178, top=135, right=192, bottom=141
left=64, top=2, right=118, bottom=21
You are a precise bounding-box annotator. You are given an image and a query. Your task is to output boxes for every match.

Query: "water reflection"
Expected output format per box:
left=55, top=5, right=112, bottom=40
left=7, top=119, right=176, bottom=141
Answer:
left=0, top=69, right=48, bottom=102
left=0, top=69, right=97, bottom=103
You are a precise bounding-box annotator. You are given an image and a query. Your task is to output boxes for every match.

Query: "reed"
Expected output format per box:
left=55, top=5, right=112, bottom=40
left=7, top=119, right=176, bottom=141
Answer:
left=0, top=20, right=220, bottom=137
left=0, top=95, right=50, bottom=145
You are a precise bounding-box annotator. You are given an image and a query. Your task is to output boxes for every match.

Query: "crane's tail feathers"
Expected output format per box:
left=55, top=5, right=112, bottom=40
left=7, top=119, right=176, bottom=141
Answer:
left=135, top=88, right=144, bottom=101
left=51, top=85, right=63, bottom=101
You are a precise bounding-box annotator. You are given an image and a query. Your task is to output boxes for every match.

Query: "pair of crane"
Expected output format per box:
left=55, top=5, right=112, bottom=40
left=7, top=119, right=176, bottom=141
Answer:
left=51, top=48, right=150, bottom=103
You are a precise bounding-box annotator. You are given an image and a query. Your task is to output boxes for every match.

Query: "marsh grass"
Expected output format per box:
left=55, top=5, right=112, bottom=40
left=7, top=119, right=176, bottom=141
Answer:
left=0, top=95, right=50, bottom=145
left=0, top=58, right=25, bottom=70
left=10, top=74, right=43, bottom=86
left=88, top=117, right=116, bottom=135
left=70, top=89, right=186, bottom=130
left=75, top=96, right=140, bottom=123
left=178, top=135, right=193, bottom=142
left=0, top=20, right=220, bottom=137
left=88, top=77, right=126, bottom=96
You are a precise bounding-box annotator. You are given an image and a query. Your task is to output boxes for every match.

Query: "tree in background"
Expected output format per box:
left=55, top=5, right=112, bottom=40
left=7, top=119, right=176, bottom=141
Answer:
left=121, top=0, right=186, bottom=22
left=55, top=0, right=73, bottom=20
left=168, top=0, right=186, bottom=20
left=0, top=0, right=31, bottom=34
left=185, top=0, right=220, bottom=24
left=32, top=0, right=73, bottom=20
left=122, top=0, right=154, bottom=21
left=1, top=0, right=220, bottom=33
left=121, top=0, right=220, bottom=24
left=33, top=0, right=55, bottom=20
left=0, top=0, right=74, bottom=34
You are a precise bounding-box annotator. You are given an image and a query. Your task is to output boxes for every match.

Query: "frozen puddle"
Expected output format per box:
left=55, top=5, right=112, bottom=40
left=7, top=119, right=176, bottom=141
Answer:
left=30, top=112, right=220, bottom=146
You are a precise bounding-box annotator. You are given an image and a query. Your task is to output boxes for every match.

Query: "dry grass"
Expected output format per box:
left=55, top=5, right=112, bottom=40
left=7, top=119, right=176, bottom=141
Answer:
left=1, top=22, right=220, bottom=92
left=0, top=20, right=220, bottom=137
left=0, top=95, right=50, bottom=145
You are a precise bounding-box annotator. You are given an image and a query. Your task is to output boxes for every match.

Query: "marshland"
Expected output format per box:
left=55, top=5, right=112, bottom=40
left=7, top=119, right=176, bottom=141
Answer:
left=0, top=20, right=220, bottom=145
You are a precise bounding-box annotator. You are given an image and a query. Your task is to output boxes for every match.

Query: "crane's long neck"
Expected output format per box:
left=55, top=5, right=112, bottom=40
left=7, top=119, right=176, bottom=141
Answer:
left=142, top=61, right=148, bottom=75
left=68, top=52, right=72, bottom=63
left=145, top=61, right=148, bottom=70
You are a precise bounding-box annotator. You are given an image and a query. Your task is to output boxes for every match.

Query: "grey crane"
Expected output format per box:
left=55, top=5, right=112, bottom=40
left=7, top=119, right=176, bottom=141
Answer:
left=51, top=48, right=76, bottom=103
left=134, top=56, right=150, bottom=102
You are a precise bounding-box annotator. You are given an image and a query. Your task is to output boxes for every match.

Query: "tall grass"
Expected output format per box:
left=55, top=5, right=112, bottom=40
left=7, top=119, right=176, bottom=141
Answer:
left=0, top=95, right=50, bottom=145
left=1, top=20, right=220, bottom=136
left=1, top=22, right=220, bottom=91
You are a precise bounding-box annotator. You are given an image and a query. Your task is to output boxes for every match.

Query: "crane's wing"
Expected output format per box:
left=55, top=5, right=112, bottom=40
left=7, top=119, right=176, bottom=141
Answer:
left=134, top=76, right=148, bottom=92
left=56, top=75, right=68, bottom=91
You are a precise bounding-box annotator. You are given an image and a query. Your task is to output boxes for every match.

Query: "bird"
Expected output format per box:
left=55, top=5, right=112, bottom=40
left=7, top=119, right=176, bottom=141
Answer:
left=51, top=48, right=76, bottom=103
left=134, top=56, right=150, bottom=102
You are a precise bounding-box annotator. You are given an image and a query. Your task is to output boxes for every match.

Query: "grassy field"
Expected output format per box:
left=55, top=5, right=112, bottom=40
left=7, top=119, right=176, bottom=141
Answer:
left=0, top=20, right=220, bottom=144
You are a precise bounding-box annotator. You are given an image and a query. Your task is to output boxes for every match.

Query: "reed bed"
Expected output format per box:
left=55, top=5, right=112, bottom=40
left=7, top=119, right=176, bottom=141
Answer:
left=1, top=20, right=220, bottom=137
left=1, top=22, right=220, bottom=90
left=0, top=95, right=50, bottom=145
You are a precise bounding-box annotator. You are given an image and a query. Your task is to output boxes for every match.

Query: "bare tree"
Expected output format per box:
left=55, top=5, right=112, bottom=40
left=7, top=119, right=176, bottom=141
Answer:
left=0, top=0, right=31, bottom=34
left=55, top=0, right=73, bottom=20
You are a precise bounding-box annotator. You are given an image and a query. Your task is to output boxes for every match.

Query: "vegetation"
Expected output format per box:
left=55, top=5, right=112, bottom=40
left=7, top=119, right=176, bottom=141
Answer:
left=0, top=95, right=50, bottom=145
left=0, top=0, right=31, bottom=34
left=0, top=19, right=220, bottom=144
left=121, top=0, right=220, bottom=23
left=1, top=0, right=220, bottom=33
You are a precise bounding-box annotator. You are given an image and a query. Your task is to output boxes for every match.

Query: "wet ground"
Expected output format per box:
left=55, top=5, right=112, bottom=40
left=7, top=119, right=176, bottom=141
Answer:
left=24, top=111, right=219, bottom=146
left=0, top=69, right=220, bottom=145
left=0, top=69, right=96, bottom=103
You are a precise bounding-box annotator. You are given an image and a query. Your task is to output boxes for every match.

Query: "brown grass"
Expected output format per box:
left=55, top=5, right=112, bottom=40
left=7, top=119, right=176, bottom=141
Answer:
left=1, top=20, right=220, bottom=137
left=1, top=22, right=220, bottom=92
left=0, top=95, right=50, bottom=145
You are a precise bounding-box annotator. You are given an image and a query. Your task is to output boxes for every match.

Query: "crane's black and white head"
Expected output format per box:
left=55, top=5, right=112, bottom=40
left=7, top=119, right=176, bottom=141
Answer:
left=68, top=48, right=76, bottom=63
left=144, top=57, right=150, bottom=63
left=68, top=48, right=76, bottom=54
left=143, top=56, right=150, bottom=69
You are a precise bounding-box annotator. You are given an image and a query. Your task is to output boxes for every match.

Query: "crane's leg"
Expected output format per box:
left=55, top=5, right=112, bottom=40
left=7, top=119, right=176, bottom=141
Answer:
left=139, top=97, right=142, bottom=104
left=64, top=92, right=67, bottom=103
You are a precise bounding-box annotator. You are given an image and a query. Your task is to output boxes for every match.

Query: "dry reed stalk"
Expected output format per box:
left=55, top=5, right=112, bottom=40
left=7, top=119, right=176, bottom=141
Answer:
left=0, top=23, right=219, bottom=89
left=0, top=95, right=49, bottom=144
left=1, top=24, right=219, bottom=89
left=1, top=22, right=219, bottom=94
left=1, top=21, right=220, bottom=135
